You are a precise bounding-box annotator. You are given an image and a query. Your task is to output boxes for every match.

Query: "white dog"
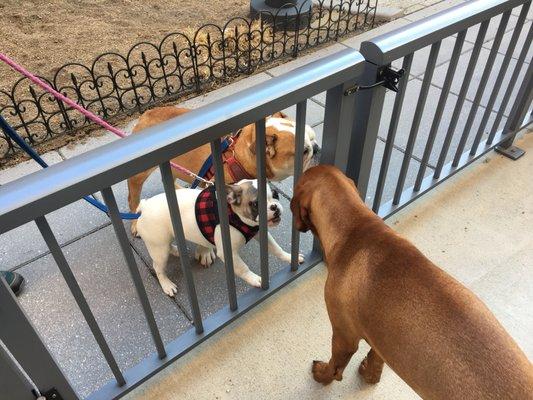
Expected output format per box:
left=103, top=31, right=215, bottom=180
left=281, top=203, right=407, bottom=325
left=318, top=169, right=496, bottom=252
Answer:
left=136, top=180, right=304, bottom=296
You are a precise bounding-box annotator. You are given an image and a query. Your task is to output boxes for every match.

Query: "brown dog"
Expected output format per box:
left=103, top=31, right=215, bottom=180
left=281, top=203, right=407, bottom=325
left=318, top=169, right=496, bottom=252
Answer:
left=127, top=106, right=319, bottom=235
left=291, top=165, right=533, bottom=399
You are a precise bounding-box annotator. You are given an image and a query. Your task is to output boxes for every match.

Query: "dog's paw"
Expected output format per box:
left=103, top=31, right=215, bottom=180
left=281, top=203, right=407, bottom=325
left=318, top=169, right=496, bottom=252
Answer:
left=358, top=357, right=382, bottom=384
left=312, top=360, right=335, bottom=385
left=169, top=245, right=179, bottom=257
left=195, top=246, right=216, bottom=267
left=159, top=278, right=178, bottom=297
left=130, top=221, right=140, bottom=238
left=280, top=252, right=305, bottom=264
left=245, top=272, right=262, bottom=288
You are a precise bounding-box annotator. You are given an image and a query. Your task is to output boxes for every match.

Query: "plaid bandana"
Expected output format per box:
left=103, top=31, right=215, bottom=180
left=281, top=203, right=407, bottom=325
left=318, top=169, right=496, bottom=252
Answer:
left=195, top=187, right=259, bottom=245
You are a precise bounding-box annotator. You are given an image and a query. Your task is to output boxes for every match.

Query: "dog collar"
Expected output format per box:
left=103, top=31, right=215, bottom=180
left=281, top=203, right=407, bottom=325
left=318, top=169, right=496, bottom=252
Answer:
left=192, top=129, right=253, bottom=188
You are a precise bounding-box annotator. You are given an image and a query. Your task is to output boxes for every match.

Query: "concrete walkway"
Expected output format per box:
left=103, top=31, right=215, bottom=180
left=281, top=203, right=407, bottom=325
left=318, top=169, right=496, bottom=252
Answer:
left=124, top=132, right=533, bottom=400
left=0, top=0, right=531, bottom=397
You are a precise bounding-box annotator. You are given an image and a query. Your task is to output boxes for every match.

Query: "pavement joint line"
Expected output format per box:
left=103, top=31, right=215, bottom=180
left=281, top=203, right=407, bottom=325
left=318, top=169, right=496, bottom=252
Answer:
left=8, top=220, right=113, bottom=272
left=127, top=239, right=195, bottom=323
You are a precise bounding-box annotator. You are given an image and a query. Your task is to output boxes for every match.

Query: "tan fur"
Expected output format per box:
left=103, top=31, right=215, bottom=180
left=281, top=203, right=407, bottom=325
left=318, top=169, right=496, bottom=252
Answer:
left=291, top=165, right=533, bottom=400
left=127, top=106, right=298, bottom=234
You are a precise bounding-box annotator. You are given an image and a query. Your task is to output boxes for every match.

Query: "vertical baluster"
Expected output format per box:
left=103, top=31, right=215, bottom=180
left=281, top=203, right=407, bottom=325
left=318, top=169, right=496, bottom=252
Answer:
left=159, top=162, right=204, bottom=331
left=210, top=140, right=239, bottom=311
left=100, top=187, right=166, bottom=358
left=255, top=118, right=269, bottom=289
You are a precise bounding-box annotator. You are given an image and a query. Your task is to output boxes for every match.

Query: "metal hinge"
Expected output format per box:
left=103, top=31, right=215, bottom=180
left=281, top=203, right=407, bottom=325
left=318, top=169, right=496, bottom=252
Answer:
left=344, top=66, right=405, bottom=96
left=35, top=388, right=63, bottom=400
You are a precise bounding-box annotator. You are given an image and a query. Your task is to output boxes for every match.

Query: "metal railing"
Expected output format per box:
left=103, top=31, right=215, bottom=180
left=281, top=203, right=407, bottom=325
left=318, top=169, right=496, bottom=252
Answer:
left=0, top=0, right=531, bottom=399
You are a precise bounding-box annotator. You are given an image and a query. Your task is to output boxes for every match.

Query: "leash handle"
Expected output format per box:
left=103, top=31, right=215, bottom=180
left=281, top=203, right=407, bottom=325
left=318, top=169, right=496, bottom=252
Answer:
left=0, top=52, right=213, bottom=187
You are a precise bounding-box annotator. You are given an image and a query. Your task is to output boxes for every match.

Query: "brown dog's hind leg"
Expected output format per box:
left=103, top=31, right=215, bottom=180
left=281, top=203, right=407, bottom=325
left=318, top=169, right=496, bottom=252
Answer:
left=312, top=332, right=359, bottom=385
left=358, top=348, right=384, bottom=384
left=128, top=167, right=156, bottom=236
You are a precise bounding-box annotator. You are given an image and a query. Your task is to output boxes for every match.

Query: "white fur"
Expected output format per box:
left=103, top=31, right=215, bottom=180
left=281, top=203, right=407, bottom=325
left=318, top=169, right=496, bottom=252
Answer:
left=136, top=185, right=303, bottom=297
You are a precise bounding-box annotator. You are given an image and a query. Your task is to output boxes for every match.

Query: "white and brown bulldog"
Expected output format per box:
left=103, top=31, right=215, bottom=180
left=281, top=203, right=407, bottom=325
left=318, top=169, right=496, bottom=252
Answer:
left=127, top=106, right=320, bottom=235
left=136, top=179, right=303, bottom=296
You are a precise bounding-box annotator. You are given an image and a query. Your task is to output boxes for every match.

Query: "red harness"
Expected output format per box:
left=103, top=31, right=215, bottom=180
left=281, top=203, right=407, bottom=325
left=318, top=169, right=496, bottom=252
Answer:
left=204, top=130, right=253, bottom=183
left=195, top=187, right=259, bottom=245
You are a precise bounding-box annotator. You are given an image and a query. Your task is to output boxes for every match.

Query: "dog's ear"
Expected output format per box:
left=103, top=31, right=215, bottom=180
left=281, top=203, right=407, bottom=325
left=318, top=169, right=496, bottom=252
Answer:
left=271, top=111, right=289, bottom=119
left=290, top=194, right=312, bottom=233
left=249, top=131, right=278, bottom=158
left=226, top=184, right=243, bottom=205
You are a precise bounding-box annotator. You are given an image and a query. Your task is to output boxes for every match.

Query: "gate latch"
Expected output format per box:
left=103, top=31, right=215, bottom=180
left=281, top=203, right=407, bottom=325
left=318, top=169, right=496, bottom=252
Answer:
left=344, top=66, right=405, bottom=96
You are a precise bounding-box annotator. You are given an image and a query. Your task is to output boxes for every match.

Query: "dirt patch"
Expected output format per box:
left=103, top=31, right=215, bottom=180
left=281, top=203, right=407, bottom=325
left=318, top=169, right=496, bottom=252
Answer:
left=0, top=0, right=250, bottom=88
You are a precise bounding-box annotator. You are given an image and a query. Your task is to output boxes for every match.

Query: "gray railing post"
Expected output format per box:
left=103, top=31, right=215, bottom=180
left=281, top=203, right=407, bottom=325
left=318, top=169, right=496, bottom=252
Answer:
left=495, top=61, right=533, bottom=159
left=345, top=61, right=387, bottom=200
left=0, top=277, right=79, bottom=400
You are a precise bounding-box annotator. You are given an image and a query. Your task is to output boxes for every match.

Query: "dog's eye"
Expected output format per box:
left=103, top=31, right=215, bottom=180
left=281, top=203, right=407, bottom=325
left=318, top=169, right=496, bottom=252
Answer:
left=249, top=200, right=258, bottom=208
left=303, top=148, right=309, bottom=155
left=272, top=189, right=279, bottom=200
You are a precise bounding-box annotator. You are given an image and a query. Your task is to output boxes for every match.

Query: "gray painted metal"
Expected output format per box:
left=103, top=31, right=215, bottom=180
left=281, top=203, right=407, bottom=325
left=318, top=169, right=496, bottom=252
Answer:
left=415, top=31, right=466, bottom=192
left=393, top=41, right=441, bottom=205
left=372, top=53, right=413, bottom=212
left=434, top=20, right=490, bottom=179
left=100, top=187, right=167, bottom=359
left=346, top=63, right=386, bottom=199
left=86, top=253, right=323, bottom=400
left=211, top=141, right=239, bottom=311
left=379, top=113, right=532, bottom=219
left=488, top=22, right=533, bottom=142
left=471, top=4, right=530, bottom=155
left=0, top=50, right=365, bottom=235
left=291, top=101, right=307, bottom=271
left=0, top=339, right=36, bottom=400
left=362, top=0, right=529, bottom=64
left=255, top=119, right=270, bottom=290
left=160, top=162, right=205, bottom=330
left=501, top=60, right=533, bottom=146
left=452, top=11, right=511, bottom=167
left=0, top=277, right=79, bottom=400
left=35, top=216, right=126, bottom=386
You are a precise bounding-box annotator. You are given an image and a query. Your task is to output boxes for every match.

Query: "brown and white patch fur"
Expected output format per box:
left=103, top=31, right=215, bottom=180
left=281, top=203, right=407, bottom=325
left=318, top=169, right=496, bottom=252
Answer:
left=127, top=106, right=319, bottom=236
left=136, top=179, right=304, bottom=297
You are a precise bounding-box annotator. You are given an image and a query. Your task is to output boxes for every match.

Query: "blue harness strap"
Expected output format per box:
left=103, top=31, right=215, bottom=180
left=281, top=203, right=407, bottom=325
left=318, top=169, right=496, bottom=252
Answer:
left=191, top=136, right=232, bottom=189
left=0, top=114, right=141, bottom=220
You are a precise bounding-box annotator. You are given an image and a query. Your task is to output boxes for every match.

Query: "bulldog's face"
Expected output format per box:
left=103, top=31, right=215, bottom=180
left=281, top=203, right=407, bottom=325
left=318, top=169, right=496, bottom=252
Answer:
left=249, top=112, right=320, bottom=182
left=226, top=179, right=282, bottom=227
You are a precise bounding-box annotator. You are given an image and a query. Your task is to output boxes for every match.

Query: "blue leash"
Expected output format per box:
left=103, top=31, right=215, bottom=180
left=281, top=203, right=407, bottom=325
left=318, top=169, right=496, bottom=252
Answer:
left=0, top=114, right=141, bottom=220
left=190, top=136, right=232, bottom=189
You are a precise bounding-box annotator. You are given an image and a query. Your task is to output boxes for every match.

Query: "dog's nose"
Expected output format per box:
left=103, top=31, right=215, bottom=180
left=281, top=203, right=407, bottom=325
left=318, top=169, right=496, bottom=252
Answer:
left=312, top=143, right=320, bottom=155
left=270, top=204, right=281, bottom=217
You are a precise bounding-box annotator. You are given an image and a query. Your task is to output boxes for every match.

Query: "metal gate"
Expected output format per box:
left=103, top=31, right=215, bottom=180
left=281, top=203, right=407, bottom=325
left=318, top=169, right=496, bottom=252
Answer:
left=1, top=0, right=531, bottom=398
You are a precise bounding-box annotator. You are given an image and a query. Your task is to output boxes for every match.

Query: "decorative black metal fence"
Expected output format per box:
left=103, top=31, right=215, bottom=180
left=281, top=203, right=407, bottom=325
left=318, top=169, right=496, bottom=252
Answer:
left=0, top=0, right=377, bottom=165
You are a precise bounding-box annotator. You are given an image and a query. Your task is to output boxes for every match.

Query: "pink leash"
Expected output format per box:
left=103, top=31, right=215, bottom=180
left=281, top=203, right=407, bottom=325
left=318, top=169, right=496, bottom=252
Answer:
left=0, top=52, right=213, bottom=186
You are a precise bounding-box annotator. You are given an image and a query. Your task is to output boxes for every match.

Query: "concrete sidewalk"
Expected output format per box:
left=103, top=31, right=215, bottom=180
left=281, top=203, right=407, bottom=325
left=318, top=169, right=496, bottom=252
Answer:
left=0, top=0, right=531, bottom=397
left=124, top=132, right=533, bottom=400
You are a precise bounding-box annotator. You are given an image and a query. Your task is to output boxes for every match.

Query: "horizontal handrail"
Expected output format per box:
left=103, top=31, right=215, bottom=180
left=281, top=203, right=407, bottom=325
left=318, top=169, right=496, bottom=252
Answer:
left=361, top=0, right=528, bottom=64
left=0, top=49, right=365, bottom=235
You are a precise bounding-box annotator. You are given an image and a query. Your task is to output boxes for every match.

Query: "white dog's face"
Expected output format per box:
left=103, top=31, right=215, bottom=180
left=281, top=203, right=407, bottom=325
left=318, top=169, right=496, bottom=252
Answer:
left=226, top=179, right=282, bottom=227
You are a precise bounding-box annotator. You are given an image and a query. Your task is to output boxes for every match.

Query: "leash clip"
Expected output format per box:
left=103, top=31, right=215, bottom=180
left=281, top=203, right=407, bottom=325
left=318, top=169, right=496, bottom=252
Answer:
left=344, top=66, right=405, bottom=96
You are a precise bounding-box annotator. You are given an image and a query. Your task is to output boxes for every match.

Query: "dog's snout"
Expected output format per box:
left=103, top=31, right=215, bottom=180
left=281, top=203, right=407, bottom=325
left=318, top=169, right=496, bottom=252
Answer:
left=312, top=142, right=320, bottom=155
left=270, top=203, right=281, bottom=217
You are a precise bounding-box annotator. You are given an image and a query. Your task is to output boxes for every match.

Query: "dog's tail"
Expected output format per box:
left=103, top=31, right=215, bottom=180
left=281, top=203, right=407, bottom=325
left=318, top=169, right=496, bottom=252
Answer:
left=123, top=118, right=139, bottom=135
left=136, top=199, right=146, bottom=214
